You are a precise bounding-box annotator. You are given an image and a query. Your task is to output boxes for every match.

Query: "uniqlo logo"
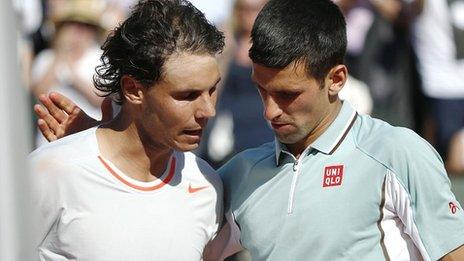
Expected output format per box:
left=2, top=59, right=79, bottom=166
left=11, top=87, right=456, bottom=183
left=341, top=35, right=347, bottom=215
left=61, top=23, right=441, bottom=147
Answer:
left=323, top=165, right=344, bottom=187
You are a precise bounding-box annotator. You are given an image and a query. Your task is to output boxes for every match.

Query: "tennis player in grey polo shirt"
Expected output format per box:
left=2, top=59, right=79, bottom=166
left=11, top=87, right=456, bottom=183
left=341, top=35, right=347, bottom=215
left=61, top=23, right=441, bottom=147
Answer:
left=210, top=0, right=464, bottom=260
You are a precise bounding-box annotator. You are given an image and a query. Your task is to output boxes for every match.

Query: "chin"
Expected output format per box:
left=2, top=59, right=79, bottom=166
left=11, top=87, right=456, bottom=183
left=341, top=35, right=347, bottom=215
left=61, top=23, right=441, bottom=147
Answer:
left=173, top=142, right=200, bottom=152
left=276, top=131, right=306, bottom=145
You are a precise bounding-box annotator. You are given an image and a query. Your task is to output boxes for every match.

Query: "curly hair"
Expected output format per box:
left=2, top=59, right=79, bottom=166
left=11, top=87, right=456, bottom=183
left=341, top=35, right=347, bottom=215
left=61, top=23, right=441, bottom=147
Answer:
left=93, top=0, right=225, bottom=103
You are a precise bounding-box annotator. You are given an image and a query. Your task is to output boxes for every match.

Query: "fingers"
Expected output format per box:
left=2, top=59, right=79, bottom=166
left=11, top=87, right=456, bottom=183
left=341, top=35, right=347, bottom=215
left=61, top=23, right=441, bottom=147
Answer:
left=101, top=97, right=113, bottom=123
left=48, top=92, right=81, bottom=116
left=34, top=104, right=59, bottom=142
left=34, top=92, right=97, bottom=141
left=37, top=118, right=57, bottom=142
left=38, top=94, right=68, bottom=123
left=34, top=104, right=63, bottom=137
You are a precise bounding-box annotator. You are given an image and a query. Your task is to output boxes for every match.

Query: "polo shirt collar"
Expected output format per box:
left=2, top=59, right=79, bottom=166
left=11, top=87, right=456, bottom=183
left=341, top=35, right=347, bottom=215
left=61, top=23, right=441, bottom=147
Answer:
left=275, top=101, right=358, bottom=164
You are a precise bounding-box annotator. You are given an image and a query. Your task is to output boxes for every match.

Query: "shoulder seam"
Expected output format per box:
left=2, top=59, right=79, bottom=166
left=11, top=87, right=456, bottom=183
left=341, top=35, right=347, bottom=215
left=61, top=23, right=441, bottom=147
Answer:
left=353, top=138, right=399, bottom=176
left=233, top=148, right=274, bottom=204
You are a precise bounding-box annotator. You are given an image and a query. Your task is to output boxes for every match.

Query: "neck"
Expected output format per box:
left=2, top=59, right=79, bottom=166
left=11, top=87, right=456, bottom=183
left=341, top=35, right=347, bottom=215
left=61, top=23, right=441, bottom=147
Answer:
left=288, top=100, right=343, bottom=158
left=96, top=108, right=173, bottom=182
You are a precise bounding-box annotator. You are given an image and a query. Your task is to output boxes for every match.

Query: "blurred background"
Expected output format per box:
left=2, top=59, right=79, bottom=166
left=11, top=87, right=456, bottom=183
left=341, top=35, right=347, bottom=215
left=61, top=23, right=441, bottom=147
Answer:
left=1, top=0, right=463, bottom=259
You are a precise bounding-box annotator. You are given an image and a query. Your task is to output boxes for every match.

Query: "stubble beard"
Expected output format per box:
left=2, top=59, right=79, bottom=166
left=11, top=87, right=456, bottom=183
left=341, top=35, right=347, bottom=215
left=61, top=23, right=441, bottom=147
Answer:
left=275, top=128, right=307, bottom=146
left=275, top=122, right=314, bottom=148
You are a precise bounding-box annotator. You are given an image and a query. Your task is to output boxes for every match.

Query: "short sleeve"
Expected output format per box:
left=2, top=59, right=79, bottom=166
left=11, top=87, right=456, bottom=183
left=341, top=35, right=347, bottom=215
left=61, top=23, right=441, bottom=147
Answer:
left=389, top=129, right=464, bottom=260
left=218, top=153, right=248, bottom=212
left=194, top=155, right=224, bottom=241
left=28, top=150, right=64, bottom=256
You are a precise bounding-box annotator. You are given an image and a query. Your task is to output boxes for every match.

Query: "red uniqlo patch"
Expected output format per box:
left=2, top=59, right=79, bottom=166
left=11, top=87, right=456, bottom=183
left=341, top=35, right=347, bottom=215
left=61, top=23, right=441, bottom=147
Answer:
left=323, top=165, right=344, bottom=187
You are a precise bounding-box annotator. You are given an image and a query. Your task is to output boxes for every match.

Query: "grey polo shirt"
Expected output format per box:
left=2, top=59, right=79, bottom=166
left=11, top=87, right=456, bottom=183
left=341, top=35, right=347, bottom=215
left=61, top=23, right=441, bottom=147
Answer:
left=219, top=102, right=464, bottom=260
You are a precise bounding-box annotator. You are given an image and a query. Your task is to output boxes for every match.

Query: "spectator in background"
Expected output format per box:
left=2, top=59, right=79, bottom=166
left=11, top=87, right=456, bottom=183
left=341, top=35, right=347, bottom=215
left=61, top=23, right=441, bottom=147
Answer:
left=14, top=0, right=43, bottom=88
left=330, top=0, right=375, bottom=116
left=338, top=75, right=373, bottom=114
left=31, top=0, right=106, bottom=146
left=412, top=0, right=464, bottom=160
left=338, top=0, right=420, bottom=129
left=101, top=0, right=138, bottom=30
left=190, top=0, right=233, bottom=26
left=202, top=0, right=272, bottom=168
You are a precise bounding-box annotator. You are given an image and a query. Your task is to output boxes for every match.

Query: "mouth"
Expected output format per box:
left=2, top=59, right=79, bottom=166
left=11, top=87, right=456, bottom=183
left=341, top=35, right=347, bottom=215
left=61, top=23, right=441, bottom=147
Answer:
left=271, top=122, right=291, bottom=130
left=183, top=129, right=203, bottom=137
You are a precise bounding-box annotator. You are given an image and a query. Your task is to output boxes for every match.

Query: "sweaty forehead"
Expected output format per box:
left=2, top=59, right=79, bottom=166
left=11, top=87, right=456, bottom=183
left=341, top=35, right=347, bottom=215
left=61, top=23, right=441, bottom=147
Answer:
left=162, top=53, right=220, bottom=90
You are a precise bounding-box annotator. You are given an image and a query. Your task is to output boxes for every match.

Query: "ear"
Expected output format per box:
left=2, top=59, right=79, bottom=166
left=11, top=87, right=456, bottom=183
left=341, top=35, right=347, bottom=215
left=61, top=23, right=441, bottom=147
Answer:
left=326, top=65, right=347, bottom=96
left=121, top=75, right=144, bottom=104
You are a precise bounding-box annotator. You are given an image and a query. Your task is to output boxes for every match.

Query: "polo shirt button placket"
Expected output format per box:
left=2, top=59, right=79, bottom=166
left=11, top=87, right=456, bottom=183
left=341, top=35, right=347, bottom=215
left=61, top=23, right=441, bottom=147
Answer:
left=288, top=156, right=302, bottom=214
left=293, top=160, right=299, bottom=171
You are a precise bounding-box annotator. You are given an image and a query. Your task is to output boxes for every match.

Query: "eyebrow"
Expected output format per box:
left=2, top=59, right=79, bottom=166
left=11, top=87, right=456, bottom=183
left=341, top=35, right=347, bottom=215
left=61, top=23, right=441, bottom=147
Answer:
left=177, top=77, right=222, bottom=92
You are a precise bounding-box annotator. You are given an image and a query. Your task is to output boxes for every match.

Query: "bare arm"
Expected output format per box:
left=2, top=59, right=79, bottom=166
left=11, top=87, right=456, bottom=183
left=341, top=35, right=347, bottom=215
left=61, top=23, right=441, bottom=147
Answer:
left=441, top=245, right=464, bottom=261
left=446, top=131, right=464, bottom=175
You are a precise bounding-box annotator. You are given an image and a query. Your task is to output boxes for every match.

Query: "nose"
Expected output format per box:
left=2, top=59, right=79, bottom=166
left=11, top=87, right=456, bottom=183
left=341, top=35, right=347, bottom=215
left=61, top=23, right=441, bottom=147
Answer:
left=263, top=95, right=282, bottom=121
left=195, top=94, right=216, bottom=119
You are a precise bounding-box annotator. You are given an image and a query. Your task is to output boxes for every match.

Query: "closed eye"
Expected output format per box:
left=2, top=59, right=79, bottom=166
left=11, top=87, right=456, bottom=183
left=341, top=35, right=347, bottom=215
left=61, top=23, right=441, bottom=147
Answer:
left=209, top=86, right=217, bottom=96
left=278, top=91, right=299, bottom=99
left=271, top=90, right=300, bottom=103
left=174, top=91, right=201, bottom=101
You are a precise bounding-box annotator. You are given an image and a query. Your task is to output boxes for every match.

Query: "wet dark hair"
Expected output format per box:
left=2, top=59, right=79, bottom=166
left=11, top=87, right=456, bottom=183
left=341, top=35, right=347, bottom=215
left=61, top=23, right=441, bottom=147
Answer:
left=94, top=0, right=224, bottom=103
left=249, top=0, right=346, bottom=82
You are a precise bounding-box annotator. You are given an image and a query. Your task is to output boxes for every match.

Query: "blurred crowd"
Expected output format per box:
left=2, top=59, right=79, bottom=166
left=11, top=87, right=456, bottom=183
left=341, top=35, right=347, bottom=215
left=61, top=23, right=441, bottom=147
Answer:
left=14, top=0, right=464, bottom=174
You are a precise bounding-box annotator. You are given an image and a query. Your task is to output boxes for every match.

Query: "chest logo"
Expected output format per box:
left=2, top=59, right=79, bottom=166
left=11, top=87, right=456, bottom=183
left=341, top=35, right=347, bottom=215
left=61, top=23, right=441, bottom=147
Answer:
left=323, top=165, right=344, bottom=187
left=188, top=183, right=208, bottom=194
left=449, top=202, right=460, bottom=214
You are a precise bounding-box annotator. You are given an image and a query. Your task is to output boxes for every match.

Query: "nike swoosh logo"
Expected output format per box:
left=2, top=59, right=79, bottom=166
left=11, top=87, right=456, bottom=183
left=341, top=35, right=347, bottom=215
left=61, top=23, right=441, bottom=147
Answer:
left=188, top=183, right=208, bottom=193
